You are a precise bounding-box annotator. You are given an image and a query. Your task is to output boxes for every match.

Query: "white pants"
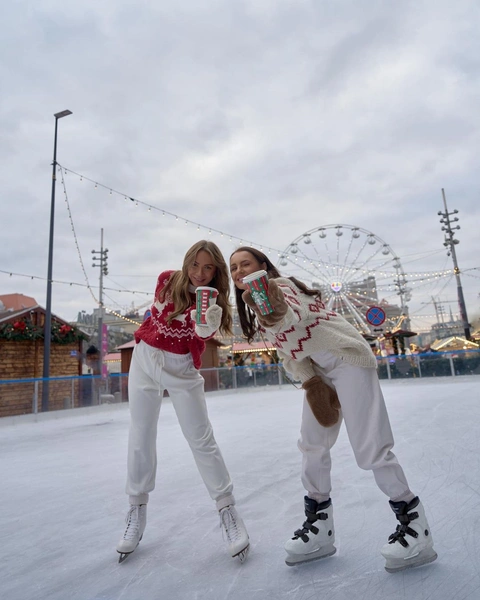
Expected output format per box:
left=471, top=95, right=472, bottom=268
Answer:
left=299, top=351, right=411, bottom=501
left=126, top=340, right=234, bottom=509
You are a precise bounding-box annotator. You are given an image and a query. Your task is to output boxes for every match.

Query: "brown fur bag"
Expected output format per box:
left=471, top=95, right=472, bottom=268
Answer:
left=302, top=376, right=341, bottom=427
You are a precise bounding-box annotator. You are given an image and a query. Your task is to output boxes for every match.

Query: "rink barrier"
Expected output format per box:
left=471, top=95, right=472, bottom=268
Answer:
left=0, top=349, right=479, bottom=417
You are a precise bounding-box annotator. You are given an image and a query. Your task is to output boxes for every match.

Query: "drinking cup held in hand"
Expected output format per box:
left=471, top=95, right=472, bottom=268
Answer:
left=242, top=270, right=274, bottom=315
left=195, top=287, right=219, bottom=325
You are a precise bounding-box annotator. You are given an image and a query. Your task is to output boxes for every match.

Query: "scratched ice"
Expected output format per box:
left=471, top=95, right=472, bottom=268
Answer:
left=1, top=376, right=479, bottom=600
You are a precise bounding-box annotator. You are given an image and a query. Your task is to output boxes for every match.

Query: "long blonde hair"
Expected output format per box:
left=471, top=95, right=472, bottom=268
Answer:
left=160, top=240, right=233, bottom=336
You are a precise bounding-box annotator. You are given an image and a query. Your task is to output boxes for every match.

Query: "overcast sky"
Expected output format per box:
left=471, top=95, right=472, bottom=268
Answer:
left=1, top=0, right=479, bottom=331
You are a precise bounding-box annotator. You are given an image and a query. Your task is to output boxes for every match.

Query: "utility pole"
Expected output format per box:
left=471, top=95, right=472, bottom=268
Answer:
left=92, top=229, right=109, bottom=380
left=438, top=189, right=471, bottom=340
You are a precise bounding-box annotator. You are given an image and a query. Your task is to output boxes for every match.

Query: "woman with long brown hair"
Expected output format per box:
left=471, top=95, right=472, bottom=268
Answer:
left=230, top=246, right=436, bottom=573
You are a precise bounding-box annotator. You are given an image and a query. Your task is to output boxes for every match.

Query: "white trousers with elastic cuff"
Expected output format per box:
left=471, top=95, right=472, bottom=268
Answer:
left=126, top=340, right=234, bottom=508
left=299, top=351, right=411, bottom=501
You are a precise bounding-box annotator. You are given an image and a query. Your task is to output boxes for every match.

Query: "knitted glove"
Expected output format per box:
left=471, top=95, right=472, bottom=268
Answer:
left=193, top=304, right=222, bottom=338
left=302, top=376, right=341, bottom=427
left=242, top=279, right=288, bottom=328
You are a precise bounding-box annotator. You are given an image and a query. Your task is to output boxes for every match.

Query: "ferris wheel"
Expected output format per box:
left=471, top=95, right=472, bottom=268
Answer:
left=278, top=224, right=411, bottom=334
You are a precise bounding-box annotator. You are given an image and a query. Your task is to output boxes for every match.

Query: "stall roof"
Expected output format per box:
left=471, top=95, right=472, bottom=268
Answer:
left=232, top=341, right=277, bottom=354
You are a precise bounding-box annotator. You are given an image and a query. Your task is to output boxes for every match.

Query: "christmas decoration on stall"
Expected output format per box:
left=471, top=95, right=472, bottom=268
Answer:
left=0, top=318, right=88, bottom=344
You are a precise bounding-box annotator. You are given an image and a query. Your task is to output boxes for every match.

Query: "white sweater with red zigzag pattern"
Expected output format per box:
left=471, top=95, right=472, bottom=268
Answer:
left=260, top=277, right=377, bottom=383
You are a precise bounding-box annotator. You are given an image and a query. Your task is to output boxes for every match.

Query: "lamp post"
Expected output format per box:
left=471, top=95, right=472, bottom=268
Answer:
left=42, top=109, right=72, bottom=412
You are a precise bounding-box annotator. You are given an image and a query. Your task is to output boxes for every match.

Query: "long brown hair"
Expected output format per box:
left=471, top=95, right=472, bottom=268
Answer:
left=230, top=246, right=320, bottom=342
left=160, top=240, right=233, bottom=336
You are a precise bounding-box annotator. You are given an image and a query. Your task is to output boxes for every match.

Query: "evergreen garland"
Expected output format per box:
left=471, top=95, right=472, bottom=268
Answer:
left=0, top=318, right=88, bottom=344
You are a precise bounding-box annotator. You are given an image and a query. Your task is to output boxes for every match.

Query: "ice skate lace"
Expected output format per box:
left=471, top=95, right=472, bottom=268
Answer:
left=220, top=507, right=241, bottom=543
left=123, top=506, right=142, bottom=541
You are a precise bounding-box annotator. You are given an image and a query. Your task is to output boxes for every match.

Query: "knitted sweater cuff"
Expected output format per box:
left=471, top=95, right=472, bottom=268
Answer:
left=194, top=324, right=216, bottom=339
left=281, top=355, right=316, bottom=383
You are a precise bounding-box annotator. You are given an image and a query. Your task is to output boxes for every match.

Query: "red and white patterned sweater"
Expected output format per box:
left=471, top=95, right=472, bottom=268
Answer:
left=134, top=270, right=211, bottom=369
left=260, top=278, right=377, bottom=382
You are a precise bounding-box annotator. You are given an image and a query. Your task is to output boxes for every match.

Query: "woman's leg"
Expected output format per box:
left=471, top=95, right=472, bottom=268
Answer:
left=126, top=341, right=163, bottom=504
left=162, top=352, right=249, bottom=561
left=310, top=351, right=411, bottom=500
left=285, top=376, right=341, bottom=564
left=162, top=352, right=234, bottom=507
left=298, top=394, right=343, bottom=500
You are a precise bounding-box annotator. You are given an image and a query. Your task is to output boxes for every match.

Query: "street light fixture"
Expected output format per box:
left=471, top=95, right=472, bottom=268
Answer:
left=42, top=109, right=72, bottom=412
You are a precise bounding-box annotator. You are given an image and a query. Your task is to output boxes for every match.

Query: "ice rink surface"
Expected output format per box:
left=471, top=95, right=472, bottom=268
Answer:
left=1, top=376, right=479, bottom=600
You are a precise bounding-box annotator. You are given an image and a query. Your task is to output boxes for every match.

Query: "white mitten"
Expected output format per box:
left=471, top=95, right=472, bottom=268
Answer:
left=193, top=304, right=222, bottom=338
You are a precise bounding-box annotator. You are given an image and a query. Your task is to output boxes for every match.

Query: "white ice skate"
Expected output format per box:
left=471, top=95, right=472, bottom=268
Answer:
left=284, top=497, right=336, bottom=566
left=381, top=496, right=437, bottom=573
left=219, top=505, right=250, bottom=563
left=116, top=504, right=147, bottom=563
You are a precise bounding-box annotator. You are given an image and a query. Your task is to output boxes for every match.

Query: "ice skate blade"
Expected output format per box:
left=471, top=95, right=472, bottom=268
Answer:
left=118, top=552, right=130, bottom=564
left=285, top=545, right=336, bottom=567
left=117, top=534, right=143, bottom=563
left=235, top=544, right=250, bottom=564
left=384, top=548, right=438, bottom=573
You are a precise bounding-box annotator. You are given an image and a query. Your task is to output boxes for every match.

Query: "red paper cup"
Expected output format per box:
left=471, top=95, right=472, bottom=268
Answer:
left=242, top=270, right=274, bottom=315
left=195, top=286, right=219, bottom=325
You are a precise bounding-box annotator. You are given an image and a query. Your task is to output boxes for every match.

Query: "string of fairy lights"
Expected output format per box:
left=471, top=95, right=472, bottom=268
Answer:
left=57, top=164, right=463, bottom=279
left=2, top=162, right=478, bottom=328
left=60, top=167, right=99, bottom=306
left=0, top=268, right=151, bottom=297
left=0, top=264, right=457, bottom=322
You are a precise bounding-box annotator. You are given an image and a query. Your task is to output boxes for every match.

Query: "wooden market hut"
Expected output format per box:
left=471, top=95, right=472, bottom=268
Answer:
left=0, top=305, right=87, bottom=416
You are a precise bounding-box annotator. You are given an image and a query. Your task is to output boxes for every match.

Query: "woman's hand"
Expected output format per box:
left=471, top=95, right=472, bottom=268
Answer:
left=192, top=305, right=222, bottom=338
left=242, top=279, right=288, bottom=327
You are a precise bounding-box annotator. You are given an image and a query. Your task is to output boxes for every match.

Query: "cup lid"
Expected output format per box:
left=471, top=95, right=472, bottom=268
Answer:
left=242, top=270, right=267, bottom=284
left=195, top=286, right=218, bottom=292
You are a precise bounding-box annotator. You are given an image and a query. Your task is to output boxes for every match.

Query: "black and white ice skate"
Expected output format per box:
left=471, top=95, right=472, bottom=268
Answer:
left=381, top=496, right=437, bottom=573
left=284, top=497, right=336, bottom=566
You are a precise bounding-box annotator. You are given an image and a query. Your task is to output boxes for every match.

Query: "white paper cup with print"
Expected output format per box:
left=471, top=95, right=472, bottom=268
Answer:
left=242, top=270, right=274, bottom=315
left=195, top=286, right=219, bottom=326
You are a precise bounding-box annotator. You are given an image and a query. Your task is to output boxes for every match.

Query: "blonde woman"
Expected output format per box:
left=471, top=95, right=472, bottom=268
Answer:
left=117, top=241, right=249, bottom=563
